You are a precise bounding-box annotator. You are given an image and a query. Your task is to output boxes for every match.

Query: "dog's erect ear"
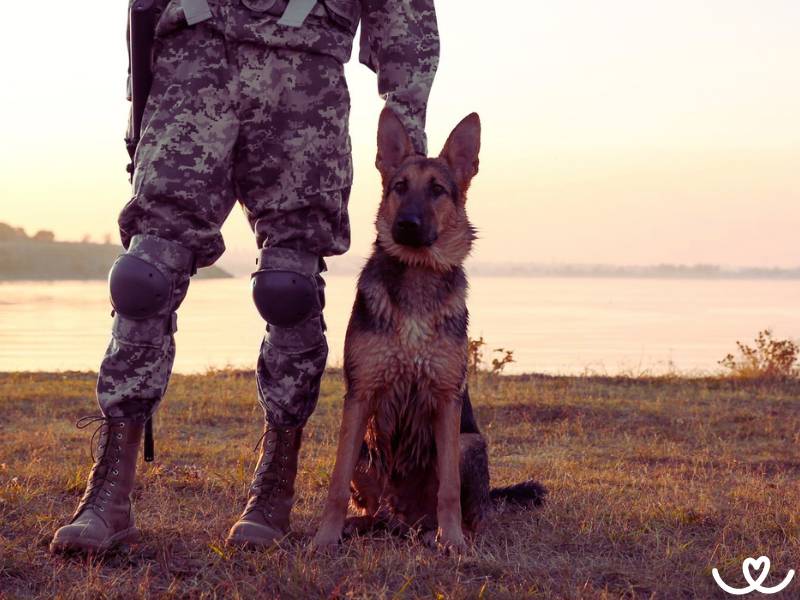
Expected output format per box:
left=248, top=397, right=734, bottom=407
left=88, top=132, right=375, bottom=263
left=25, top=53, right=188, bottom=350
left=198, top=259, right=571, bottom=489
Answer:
left=439, top=113, right=481, bottom=194
left=376, top=107, right=415, bottom=183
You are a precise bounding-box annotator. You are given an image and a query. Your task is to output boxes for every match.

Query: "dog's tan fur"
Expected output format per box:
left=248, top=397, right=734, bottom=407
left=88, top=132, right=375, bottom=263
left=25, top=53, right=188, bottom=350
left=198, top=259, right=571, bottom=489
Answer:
left=374, top=161, right=475, bottom=273
left=313, top=109, right=482, bottom=551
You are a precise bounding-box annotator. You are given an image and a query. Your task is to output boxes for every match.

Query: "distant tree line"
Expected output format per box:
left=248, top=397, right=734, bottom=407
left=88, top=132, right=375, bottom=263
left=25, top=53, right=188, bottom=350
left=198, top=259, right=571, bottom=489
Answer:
left=0, top=222, right=56, bottom=243
left=0, top=222, right=114, bottom=245
left=0, top=222, right=230, bottom=280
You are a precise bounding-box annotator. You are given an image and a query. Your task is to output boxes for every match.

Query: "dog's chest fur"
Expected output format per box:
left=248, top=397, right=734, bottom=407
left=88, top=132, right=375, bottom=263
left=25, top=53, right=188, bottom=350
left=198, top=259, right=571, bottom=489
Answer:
left=349, top=247, right=468, bottom=384
left=346, top=247, right=469, bottom=476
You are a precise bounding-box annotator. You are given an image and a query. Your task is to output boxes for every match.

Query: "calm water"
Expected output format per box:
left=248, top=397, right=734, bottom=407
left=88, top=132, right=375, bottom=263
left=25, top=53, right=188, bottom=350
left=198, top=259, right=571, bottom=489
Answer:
left=0, top=277, right=797, bottom=375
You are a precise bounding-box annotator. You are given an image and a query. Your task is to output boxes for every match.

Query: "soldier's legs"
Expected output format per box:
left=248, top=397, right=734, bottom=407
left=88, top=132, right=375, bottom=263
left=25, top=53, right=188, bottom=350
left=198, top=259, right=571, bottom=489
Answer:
left=227, top=47, right=352, bottom=546
left=101, top=24, right=239, bottom=419
left=53, top=23, right=239, bottom=554
left=98, top=235, right=194, bottom=419
left=237, top=46, right=351, bottom=429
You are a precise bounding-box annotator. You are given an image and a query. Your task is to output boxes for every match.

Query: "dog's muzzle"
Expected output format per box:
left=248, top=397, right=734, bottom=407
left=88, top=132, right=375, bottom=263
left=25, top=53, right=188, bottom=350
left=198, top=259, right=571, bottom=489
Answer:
left=392, top=216, right=437, bottom=248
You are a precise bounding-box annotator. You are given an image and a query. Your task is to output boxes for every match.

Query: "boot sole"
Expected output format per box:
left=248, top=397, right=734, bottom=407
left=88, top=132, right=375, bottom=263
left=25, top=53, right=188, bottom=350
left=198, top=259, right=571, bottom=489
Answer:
left=50, top=526, right=141, bottom=555
left=225, top=524, right=286, bottom=549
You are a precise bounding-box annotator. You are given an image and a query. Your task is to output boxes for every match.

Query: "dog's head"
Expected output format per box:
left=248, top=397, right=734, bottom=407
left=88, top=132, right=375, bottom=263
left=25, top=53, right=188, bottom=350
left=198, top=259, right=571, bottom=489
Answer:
left=374, top=108, right=481, bottom=271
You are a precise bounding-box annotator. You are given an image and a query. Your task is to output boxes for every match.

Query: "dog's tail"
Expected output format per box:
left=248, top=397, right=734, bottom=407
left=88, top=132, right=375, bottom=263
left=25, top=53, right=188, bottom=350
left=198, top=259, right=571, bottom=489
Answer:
left=489, top=480, right=547, bottom=507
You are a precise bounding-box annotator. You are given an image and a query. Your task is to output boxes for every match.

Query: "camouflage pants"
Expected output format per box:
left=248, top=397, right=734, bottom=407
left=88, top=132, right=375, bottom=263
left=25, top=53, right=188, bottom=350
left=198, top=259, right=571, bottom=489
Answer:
left=98, top=21, right=352, bottom=428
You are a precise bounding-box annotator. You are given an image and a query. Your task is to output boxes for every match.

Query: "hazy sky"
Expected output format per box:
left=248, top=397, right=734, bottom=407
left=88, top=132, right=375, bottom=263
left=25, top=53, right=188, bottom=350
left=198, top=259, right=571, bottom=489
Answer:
left=1, top=1, right=798, bottom=267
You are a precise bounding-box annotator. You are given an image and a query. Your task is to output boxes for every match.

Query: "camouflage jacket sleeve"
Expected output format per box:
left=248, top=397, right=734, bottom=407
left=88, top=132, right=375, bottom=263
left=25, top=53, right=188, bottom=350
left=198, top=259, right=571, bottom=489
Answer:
left=359, top=0, right=440, bottom=155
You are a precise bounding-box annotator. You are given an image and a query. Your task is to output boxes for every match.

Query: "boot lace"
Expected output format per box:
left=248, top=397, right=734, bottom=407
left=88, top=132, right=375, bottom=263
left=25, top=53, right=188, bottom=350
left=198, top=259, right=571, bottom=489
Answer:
left=248, top=428, right=293, bottom=516
left=74, top=415, right=126, bottom=515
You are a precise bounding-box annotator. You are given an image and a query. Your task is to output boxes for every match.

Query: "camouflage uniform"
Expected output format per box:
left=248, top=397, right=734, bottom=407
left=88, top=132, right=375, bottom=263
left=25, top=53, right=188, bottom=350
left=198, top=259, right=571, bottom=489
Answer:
left=51, top=0, right=440, bottom=553
left=100, top=0, right=440, bottom=427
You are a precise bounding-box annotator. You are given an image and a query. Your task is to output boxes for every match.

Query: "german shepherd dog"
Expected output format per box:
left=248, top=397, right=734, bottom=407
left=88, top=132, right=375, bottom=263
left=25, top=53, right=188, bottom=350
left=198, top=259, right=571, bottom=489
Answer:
left=313, top=109, right=545, bottom=551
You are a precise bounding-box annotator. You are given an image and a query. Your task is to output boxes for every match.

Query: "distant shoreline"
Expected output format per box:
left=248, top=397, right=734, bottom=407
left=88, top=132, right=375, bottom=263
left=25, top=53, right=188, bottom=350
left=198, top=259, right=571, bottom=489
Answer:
left=460, top=263, right=800, bottom=280
left=4, top=272, right=799, bottom=282
left=1, top=220, right=796, bottom=282
left=0, top=239, right=231, bottom=281
left=460, top=271, right=800, bottom=281
left=322, top=264, right=800, bottom=281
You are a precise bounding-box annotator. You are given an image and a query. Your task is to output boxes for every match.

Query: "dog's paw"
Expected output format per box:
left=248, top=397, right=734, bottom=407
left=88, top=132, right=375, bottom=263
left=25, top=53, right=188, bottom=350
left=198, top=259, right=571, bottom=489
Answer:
left=435, top=528, right=467, bottom=555
left=310, top=530, right=341, bottom=552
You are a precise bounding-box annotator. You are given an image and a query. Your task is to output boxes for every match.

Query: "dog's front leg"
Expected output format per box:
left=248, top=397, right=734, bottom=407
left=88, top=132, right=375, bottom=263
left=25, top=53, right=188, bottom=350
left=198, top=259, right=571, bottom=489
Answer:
left=434, top=392, right=467, bottom=552
left=313, top=393, right=370, bottom=549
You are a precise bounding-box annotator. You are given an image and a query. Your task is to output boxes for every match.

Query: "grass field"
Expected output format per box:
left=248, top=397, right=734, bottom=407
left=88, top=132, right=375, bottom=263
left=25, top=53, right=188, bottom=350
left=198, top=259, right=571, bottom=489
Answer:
left=1, top=370, right=798, bottom=599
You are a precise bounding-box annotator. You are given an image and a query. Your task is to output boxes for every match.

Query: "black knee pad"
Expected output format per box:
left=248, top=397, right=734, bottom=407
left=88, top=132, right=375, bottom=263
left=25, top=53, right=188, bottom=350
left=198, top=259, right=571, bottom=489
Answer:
left=251, top=248, right=323, bottom=327
left=109, top=254, right=171, bottom=319
left=108, top=234, right=194, bottom=347
left=252, top=270, right=318, bottom=326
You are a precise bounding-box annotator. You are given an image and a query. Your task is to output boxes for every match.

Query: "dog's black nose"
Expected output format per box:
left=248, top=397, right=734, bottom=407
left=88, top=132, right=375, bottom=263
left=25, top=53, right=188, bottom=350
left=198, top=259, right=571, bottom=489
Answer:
left=396, top=216, right=422, bottom=233
left=392, top=215, right=432, bottom=247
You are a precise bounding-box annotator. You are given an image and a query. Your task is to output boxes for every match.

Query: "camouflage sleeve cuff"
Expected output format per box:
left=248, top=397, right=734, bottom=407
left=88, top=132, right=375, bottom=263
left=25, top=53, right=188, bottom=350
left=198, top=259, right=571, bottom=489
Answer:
left=383, top=92, right=430, bottom=155
left=360, top=0, right=440, bottom=156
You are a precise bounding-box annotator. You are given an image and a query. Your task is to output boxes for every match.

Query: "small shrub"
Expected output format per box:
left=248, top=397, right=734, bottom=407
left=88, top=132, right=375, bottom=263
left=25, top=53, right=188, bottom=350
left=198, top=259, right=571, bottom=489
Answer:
left=468, top=336, right=486, bottom=376
left=719, top=329, right=799, bottom=380
left=468, top=337, right=515, bottom=376
left=490, top=348, right=515, bottom=375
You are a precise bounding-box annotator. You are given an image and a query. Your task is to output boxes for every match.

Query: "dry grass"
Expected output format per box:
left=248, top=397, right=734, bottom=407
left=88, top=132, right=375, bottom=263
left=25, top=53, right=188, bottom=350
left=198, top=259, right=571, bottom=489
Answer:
left=1, top=370, right=798, bottom=599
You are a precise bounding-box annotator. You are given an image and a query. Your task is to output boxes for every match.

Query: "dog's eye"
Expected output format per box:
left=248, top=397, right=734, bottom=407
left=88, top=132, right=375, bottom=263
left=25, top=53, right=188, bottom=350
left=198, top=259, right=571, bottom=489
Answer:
left=393, top=180, right=408, bottom=194
left=431, top=183, right=446, bottom=196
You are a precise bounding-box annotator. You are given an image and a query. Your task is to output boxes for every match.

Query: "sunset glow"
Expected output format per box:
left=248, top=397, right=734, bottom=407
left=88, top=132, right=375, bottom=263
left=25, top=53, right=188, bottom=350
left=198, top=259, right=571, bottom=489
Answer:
left=1, top=1, right=797, bottom=268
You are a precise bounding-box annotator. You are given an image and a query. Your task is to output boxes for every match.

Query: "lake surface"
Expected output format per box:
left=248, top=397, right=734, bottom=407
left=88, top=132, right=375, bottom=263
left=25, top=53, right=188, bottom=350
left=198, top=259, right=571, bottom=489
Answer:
left=0, top=277, right=797, bottom=375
